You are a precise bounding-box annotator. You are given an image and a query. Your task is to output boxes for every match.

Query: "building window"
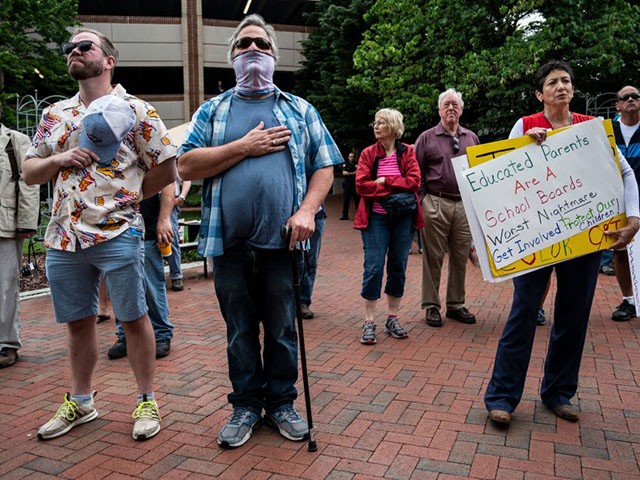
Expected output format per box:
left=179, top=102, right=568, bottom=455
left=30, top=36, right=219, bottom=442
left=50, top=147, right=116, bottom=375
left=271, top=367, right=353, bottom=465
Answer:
left=202, top=0, right=315, bottom=26
left=113, top=67, right=184, bottom=95
left=78, top=0, right=181, bottom=17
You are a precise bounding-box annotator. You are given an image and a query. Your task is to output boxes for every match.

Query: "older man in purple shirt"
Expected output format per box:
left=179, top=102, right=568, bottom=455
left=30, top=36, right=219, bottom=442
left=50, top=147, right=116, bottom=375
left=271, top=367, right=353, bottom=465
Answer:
left=415, top=88, right=480, bottom=327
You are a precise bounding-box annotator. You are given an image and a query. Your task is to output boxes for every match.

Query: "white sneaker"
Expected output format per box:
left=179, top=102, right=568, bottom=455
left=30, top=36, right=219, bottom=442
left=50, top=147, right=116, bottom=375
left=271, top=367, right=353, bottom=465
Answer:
left=132, top=396, right=161, bottom=440
left=37, top=392, right=98, bottom=440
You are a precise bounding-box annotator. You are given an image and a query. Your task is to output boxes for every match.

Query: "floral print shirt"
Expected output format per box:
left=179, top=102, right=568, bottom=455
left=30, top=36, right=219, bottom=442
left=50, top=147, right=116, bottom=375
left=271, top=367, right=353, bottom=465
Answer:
left=27, top=84, right=176, bottom=251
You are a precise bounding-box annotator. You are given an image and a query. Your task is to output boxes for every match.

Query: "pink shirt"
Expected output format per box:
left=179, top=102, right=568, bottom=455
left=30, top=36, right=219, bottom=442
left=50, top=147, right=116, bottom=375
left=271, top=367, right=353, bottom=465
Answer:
left=372, top=152, right=401, bottom=215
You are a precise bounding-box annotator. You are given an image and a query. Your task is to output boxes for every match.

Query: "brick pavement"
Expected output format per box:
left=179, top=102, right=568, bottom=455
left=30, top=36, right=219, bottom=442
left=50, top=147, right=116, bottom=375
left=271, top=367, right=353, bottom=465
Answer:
left=2, top=194, right=640, bottom=479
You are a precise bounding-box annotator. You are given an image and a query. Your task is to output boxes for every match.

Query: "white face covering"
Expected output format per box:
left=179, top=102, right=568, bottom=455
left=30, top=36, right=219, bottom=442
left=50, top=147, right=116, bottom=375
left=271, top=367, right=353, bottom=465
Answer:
left=232, top=50, right=276, bottom=96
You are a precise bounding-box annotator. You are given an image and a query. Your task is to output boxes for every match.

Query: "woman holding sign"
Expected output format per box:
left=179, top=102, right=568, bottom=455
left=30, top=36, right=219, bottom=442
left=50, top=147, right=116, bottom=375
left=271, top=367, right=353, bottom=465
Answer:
left=354, top=108, right=423, bottom=345
left=484, top=60, right=640, bottom=426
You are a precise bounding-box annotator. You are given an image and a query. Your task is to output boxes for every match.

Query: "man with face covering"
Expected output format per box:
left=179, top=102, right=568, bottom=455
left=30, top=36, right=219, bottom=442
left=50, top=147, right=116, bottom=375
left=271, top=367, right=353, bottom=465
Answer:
left=178, top=14, right=342, bottom=448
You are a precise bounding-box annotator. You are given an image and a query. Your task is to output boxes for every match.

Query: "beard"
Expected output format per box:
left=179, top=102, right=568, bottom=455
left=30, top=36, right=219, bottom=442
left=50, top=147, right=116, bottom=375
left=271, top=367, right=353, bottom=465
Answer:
left=68, top=58, right=104, bottom=80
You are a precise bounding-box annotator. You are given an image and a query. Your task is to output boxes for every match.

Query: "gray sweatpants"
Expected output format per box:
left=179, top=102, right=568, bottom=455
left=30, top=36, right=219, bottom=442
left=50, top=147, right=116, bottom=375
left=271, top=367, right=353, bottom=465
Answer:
left=0, top=238, right=23, bottom=350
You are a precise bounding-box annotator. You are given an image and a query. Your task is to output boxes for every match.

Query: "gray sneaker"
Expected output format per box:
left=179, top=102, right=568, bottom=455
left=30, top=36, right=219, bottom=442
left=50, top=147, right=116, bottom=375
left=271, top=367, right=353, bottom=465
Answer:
left=37, top=392, right=98, bottom=440
left=265, top=405, right=308, bottom=441
left=217, top=407, right=262, bottom=448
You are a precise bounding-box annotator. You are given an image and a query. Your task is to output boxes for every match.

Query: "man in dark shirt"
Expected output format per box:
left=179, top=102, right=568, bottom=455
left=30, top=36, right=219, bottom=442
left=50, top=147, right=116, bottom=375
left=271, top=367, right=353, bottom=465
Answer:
left=415, top=88, right=480, bottom=327
left=610, top=85, right=640, bottom=322
left=340, top=151, right=359, bottom=220
left=107, top=182, right=176, bottom=359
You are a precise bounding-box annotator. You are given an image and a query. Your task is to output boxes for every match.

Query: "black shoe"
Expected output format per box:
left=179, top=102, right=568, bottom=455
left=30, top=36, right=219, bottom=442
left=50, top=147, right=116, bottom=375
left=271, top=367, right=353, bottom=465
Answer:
left=171, top=279, right=184, bottom=291
left=339, top=216, right=349, bottom=220
left=612, top=299, right=635, bottom=322
left=108, top=338, right=127, bottom=359
left=0, top=347, right=18, bottom=368
left=446, top=307, right=476, bottom=324
left=536, top=309, right=547, bottom=326
left=155, top=339, right=171, bottom=358
left=300, top=304, right=314, bottom=319
left=425, top=307, right=443, bottom=327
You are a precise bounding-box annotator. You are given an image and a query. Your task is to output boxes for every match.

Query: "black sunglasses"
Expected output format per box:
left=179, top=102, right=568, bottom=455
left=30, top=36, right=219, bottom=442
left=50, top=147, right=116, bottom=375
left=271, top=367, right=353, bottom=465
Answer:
left=61, top=40, right=107, bottom=56
left=619, top=93, right=640, bottom=102
left=452, top=136, right=460, bottom=154
left=234, top=36, right=272, bottom=51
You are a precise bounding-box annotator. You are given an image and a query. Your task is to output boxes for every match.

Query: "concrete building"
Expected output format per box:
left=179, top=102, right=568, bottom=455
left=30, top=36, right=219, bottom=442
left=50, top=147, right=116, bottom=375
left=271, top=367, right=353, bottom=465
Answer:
left=78, top=0, right=316, bottom=128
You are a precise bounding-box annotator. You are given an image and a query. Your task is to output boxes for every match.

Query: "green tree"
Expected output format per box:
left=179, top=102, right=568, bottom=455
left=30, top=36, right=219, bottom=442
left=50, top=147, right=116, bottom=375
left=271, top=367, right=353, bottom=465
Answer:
left=346, top=0, right=640, bottom=141
left=535, top=0, right=640, bottom=94
left=350, top=0, right=550, bottom=140
left=0, top=0, right=79, bottom=128
left=296, top=0, right=377, bottom=152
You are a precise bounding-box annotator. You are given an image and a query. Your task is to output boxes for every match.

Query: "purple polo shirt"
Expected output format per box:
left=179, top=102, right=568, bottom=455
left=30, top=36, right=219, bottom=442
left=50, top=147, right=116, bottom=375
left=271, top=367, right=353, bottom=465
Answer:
left=414, top=122, right=479, bottom=196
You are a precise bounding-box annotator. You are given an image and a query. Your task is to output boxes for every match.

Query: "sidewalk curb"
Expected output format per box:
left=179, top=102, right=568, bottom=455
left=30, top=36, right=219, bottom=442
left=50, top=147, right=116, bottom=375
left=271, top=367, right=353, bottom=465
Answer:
left=19, top=261, right=207, bottom=301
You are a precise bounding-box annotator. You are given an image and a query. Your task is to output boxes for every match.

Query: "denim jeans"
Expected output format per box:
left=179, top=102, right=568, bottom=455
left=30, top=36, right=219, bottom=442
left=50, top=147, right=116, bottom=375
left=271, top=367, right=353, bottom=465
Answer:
left=213, top=243, right=298, bottom=412
left=484, top=251, right=601, bottom=412
left=167, top=206, right=183, bottom=280
left=300, top=211, right=326, bottom=305
left=360, top=211, right=414, bottom=300
left=117, top=239, right=174, bottom=340
left=47, top=229, right=146, bottom=323
left=600, top=249, right=613, bottom=267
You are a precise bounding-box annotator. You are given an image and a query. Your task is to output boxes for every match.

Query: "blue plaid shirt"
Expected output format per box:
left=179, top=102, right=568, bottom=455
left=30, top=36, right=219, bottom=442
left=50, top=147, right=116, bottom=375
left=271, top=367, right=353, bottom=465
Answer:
left=178, top=88, right=343, bottom=257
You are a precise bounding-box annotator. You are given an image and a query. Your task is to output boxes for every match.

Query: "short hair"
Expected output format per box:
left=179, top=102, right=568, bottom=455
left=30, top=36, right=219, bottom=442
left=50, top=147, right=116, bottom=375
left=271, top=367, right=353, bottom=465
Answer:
left=534, top=60, right=574, bottom=92
left=70, top=28, right=119, bottom=62
left=438, top=88, right=464, bottom=109
left=376, top=108, right=404, bottom=139
left=227, top=14, right=279, bottom=64
left=617, top=85, right=639, bottom=97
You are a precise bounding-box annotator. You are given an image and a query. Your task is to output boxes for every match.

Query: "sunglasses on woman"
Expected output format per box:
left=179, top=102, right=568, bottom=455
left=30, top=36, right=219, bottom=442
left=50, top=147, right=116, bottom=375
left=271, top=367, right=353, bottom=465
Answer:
left=234, top=37, right=272, bottom=51
left=61, top=40, right=107, bottom=56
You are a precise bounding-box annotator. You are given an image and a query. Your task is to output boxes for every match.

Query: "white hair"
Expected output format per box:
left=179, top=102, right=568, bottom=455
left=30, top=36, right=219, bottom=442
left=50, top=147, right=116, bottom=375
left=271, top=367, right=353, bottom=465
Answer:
left=438, top=88, right=464, bottom=108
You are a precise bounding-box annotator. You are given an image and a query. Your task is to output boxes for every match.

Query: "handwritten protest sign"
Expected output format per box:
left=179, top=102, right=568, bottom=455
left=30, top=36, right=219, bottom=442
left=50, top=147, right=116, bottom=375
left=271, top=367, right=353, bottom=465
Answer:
left=454, top=118, right=628, bottom=281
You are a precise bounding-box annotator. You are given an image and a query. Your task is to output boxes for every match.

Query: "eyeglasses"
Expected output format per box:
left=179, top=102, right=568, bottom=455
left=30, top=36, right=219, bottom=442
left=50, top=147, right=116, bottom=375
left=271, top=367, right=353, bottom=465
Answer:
left=370, top=121, right=387, bottom=128
left=234, top=37, right=272, bottom=51
left=61, top=40, right=107, bottom=56
left=618, top=93, right=640, bottom=102
left=452, top=136, right=460, bottom=153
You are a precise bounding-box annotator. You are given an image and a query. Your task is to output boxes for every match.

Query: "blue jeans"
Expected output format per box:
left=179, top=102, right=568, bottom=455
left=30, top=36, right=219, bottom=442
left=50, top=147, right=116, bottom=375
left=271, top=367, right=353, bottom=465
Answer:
left=213, top=243, right=298, bottom=412
left=300, top=212, right=326, bottom=305
left=484, top=252, right=601, bottom=412
left=117, top=239, right=174, bottom=341
left=360, top=212, right=414, bottom=300
left=600, top=249, right=613, bottom=267
left=167, top=206, right=183, bottom=280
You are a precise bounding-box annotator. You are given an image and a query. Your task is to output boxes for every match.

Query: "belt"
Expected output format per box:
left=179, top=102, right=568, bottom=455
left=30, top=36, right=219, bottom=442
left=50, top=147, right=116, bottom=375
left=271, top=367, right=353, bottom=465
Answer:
left=427, top=190, right=461, bottom=201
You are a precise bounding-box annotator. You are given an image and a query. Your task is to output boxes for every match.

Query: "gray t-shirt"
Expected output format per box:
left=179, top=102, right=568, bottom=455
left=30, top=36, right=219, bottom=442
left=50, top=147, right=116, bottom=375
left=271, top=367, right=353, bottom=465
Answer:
left=221, top=94, right=294, bottom=249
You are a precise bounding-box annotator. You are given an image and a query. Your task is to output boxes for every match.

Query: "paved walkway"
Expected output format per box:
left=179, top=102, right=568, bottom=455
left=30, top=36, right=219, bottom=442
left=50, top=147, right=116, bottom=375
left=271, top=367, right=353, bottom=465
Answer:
left=2, top=194, right=640, bottom=479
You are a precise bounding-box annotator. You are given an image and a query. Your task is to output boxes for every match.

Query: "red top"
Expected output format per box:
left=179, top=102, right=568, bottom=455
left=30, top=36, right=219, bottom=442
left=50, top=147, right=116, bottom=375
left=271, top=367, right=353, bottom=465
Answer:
left=353, top=140, right=424, bottom=230
left=521, top=111, right=593, bottom=131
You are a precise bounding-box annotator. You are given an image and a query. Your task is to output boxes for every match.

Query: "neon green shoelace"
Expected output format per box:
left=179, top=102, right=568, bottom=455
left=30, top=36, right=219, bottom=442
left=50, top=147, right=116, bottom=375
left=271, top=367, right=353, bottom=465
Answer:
left=132, top=400, right=161, bottom=421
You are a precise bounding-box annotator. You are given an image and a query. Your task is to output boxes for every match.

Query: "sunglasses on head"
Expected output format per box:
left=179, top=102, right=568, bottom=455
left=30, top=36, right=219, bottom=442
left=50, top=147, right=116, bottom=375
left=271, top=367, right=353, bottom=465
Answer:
left=61, top=40, right=105, bottom=55
left=619, top=93, right=640, bottom=102
left=234, top=36, right=272, bottom=51
left=452, top=136, right=460, bottom=154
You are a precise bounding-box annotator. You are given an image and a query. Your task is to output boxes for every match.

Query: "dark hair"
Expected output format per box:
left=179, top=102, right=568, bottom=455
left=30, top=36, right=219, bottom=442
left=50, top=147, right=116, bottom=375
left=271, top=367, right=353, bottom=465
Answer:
left=534, top=60, right=574, bottom=92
